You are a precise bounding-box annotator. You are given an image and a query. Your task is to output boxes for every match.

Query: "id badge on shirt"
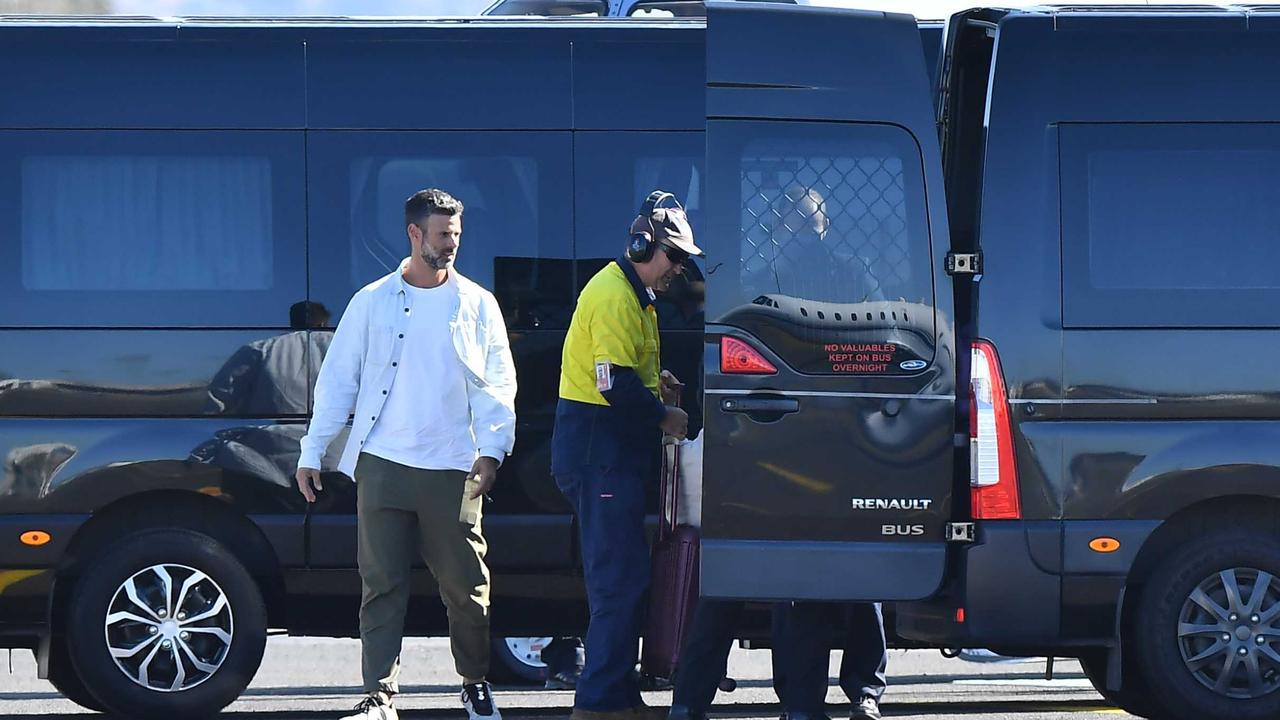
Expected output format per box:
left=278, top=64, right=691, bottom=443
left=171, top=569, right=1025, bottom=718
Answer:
left=595, top=361, right=614, bottom=392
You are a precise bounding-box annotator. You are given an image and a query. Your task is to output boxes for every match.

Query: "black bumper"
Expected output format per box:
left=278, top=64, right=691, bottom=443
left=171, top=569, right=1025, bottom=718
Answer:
left=894, top=520, right=1156, bottom=652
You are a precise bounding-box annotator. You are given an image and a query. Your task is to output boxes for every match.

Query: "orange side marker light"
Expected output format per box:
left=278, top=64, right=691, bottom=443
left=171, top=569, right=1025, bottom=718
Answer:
left=1089, top=537, right=1120, bottom=554
left=20, top=531, right=51, bottom=547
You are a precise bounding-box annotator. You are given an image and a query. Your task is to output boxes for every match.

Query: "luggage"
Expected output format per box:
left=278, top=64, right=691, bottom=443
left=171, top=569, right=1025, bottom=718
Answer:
left=675, top=433, right=703, bottom=529
left=640, top=434, right=700, bottom=680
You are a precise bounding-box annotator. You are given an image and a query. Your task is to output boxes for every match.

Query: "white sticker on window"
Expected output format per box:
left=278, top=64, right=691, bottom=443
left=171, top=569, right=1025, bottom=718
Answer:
left=595, top=362, right=614, bottom=392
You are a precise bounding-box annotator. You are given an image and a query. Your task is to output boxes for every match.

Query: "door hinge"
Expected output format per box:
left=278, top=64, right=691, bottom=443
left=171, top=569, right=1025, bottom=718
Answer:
left=945, top=251, right=983, bottom=276
left=946, top=522, right=976, bottom=543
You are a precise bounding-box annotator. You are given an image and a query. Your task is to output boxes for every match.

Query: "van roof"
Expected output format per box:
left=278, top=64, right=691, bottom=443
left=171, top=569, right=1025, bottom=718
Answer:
left=1044, top=3, right=1270, bottom=12
left=0, top=4, right=1274, bottom=28
left=1008, top=4, right=1280, bottom=31
left=0, top=14, right=698, bottom=28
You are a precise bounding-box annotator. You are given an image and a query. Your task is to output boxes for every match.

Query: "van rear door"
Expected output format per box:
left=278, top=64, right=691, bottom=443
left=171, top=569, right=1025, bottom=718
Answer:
left=700, top=1, right=956, bottom=601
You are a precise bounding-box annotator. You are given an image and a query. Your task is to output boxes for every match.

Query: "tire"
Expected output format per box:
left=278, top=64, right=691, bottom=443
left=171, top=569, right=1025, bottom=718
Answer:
left=1134, top=529, right=1280, bottom=720
left=489, top=637, right=552, bottom=685
left=48, top=634, right=106, bottom=712
left=1078, top=648, right=1155, bottom=718
left=65, top=528, right=267, bottom=720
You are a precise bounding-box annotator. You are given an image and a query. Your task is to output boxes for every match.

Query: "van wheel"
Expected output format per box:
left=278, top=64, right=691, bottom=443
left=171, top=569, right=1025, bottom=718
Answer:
left=1077, top=649, right=1153, bottom=718
left=65, top=529, right=267, bottom=720
left=489, top=637, right=552, bottom=684
left=48, top=634, right=105, bottom=712
left=1134, top=530, right=1280, bottom=720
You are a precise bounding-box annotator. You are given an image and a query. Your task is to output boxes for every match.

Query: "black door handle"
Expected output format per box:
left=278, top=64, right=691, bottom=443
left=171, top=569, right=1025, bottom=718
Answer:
left=721, top=397, right=800, bottom=414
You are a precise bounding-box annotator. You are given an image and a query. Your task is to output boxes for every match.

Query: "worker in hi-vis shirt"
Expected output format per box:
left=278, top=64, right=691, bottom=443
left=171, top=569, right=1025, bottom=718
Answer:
left=551, top=191, right=701, bottom=720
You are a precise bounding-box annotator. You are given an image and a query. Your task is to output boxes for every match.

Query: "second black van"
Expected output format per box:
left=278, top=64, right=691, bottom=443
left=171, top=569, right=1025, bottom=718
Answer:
left=698, top=4, right=1280, bottom=720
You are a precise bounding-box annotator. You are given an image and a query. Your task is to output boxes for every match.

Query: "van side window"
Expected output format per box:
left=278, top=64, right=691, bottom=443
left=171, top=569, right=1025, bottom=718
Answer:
left=306, top=132, right=573, bottom=330
left=574, top=132, right=705, bottom=329
left=1061, top=123, right=1280, bottom=328
left=705, top=122, right=933, bottom=324
left=0, top=130, right=305, bottom=327
left=23, top=156, right=272, bottom=291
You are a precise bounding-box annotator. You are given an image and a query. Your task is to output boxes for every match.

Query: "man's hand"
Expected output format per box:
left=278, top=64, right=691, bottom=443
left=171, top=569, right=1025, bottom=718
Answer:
left=659, top=405, right=689, bottom=440
left=295, top=466, right=322, bottom=503
left=660, top=369, right=684, bottom=406
left=468, top=456, right=499, bottom=499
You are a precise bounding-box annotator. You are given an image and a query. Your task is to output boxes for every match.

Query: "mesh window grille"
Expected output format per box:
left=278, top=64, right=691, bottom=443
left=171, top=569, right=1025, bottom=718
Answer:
left=738, top=148, right=919, bottom=306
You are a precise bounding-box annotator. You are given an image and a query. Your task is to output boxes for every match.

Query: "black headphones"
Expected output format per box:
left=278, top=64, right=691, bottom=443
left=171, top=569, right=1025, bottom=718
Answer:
left=627, top=190, right=682, bottom=263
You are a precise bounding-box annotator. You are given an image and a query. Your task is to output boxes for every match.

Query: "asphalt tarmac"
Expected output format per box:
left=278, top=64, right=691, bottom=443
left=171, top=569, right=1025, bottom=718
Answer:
left=0, top=637, right=1136, bottom=719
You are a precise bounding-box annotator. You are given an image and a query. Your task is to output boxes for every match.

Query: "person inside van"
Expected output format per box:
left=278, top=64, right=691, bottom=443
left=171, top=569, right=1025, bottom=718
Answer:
left=741, top=184, right=839, bottom=302
left=742, top=183, right=890, bottom=306
left=295, top=188, right=517, bottom=720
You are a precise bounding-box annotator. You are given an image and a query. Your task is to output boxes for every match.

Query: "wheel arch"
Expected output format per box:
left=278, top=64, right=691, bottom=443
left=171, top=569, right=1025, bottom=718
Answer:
left=50, top=489, right=288, bottom=642
left=1111, top=495, right=1280, bottom=695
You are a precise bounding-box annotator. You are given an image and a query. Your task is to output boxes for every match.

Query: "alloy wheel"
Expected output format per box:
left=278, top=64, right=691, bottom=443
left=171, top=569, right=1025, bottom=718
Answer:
left=1177, top=567, right=1280, bottom=699
left=103, top=563, right=234, bottom=692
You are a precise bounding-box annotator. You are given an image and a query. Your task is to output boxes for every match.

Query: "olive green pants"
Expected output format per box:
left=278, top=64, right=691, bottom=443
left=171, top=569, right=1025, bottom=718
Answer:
left=355, top=452, right=490, bottom=694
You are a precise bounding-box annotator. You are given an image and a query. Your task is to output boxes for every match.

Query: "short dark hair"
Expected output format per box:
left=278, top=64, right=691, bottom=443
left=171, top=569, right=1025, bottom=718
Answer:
left=289, top=301, right=330, bottom=329
left=405, top=188, right=464, bottom=227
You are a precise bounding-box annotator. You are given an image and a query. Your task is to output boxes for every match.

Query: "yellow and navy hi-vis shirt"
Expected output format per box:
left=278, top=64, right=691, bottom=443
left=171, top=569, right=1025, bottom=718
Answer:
left=559, top=260, right=661, bottom=405
left=551, top=259, right=667, bottom=474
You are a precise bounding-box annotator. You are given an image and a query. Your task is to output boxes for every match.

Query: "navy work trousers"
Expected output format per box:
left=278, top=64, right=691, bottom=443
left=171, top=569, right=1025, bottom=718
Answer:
left=670, top=599, right=744, bottom=714
left=773, top=602, right=888, bottom=713
left=672, top=601, right=887, bottom=717
left=556, top=464, right=651, bottom=711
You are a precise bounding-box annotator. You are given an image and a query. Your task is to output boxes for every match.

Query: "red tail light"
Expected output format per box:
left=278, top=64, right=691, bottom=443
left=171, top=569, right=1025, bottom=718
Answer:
left=969, top=340, right=1021, bottom=519
left=720, top=337, right=777, bottom=375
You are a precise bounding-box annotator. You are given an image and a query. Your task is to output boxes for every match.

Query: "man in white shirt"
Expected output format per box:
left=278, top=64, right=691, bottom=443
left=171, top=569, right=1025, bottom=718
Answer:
left=295, top=189, right=517, bottom=720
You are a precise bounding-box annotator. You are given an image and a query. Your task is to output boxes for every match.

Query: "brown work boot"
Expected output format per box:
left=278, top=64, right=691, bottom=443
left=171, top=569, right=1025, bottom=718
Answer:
left=569, top=709, right=635, bottom=720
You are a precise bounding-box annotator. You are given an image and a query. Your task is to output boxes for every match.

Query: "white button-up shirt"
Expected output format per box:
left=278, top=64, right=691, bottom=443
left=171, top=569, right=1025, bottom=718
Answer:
left=298, top=260, right=517, bottom=478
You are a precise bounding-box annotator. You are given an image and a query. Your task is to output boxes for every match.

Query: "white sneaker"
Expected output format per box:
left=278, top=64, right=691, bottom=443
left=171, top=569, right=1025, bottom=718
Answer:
left=340, top=694, right=398, bottom=720
left=462, top=681, right=502, bottom=720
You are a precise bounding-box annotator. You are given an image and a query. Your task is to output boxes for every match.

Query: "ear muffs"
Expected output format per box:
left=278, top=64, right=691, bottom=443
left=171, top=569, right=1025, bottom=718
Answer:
left=627, top=190, right=680, bottom=263
left=627, top=232, right=653, bottom=263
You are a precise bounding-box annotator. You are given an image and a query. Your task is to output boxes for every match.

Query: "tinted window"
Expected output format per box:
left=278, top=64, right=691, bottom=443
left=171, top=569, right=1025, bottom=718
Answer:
left=23, top=156, right=273, bottom=291
left=0, top=131, right=305, bottom=327
left=307, top=132, right=574, bottom=330
left=705, top=121, right=934, bottom=322
left=1061, top=124, right=1280, bottom=327
left=574, top=133, right=704, bottom=256
left=574, top=132, right=705, bottom=330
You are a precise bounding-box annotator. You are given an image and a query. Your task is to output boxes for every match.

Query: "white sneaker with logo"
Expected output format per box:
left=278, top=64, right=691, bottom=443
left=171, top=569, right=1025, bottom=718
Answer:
left=340, top=694, right=398, bottom=720
left=462, top=681, right=502, bottom=720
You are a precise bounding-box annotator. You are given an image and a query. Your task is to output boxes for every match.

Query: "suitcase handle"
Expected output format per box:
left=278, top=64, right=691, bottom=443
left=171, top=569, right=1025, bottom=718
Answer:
left=660, top=441, right=682, bottom=541
left=660, top=387, right=683, bottom=541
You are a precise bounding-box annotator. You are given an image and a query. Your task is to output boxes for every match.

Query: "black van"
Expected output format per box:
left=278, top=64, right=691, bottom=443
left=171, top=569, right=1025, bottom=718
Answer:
left=0, top=12, right=711, bottom=717
left=2, top=4, right=1277, bottom=720
left=698, top=4, right=1280, bottom=720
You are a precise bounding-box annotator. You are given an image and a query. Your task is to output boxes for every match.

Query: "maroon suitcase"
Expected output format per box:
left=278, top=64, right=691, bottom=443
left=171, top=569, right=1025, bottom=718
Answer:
left=641, top=437, right=700, bottom=680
